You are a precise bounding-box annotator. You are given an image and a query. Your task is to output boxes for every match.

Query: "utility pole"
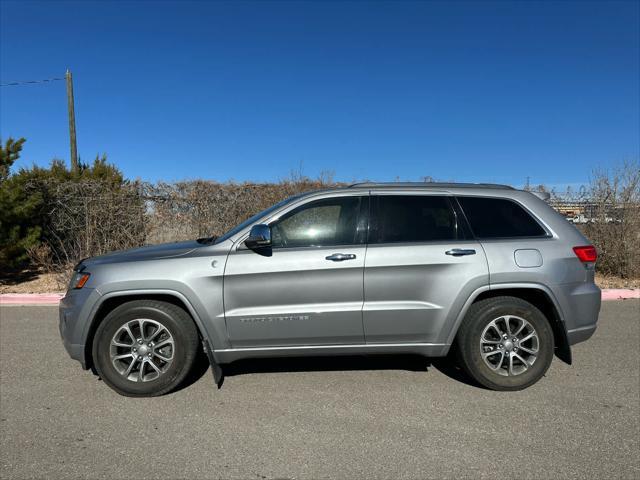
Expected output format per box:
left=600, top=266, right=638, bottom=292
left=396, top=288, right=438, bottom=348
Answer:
left=65, top=69, right=79, bottom=172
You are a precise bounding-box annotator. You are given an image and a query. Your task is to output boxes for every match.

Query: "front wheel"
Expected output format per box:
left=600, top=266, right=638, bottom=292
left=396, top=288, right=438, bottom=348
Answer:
left=455, top=296, right=554, bottom=391
left=92, top=300, right=199, bottom=397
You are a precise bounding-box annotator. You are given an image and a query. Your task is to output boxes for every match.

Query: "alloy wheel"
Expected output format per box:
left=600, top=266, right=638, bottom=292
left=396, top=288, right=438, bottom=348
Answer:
left=109, top=318, right=175, bottom=382
left=479, top=315, right=539, bottom=377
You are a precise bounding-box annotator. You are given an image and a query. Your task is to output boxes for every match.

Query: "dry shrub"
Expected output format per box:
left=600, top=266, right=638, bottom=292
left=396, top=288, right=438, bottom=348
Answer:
left=28, top=173, right=338, bottom=270
left=143, top=174, right=338, bottom=243
left=25, top=243, right=54, bottom=271
left=24, top=243, right=71, bottom=291
left=28, top=166, right=638, bottom=282
left=27, top=179, right=146, bottom=270
left=581, top=160, right=640, bottom=279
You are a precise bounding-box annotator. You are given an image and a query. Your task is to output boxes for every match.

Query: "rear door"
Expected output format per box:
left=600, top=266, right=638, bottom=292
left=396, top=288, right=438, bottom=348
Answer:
left=223, top=194, right=369, bottom=348
left=363, top=192, right=489, bottom=344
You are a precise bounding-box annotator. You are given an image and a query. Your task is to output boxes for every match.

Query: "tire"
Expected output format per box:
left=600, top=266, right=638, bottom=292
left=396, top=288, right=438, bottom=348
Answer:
left=455, top=296, right=554, bottom=391
left=92, top=300, right=200, bottom=397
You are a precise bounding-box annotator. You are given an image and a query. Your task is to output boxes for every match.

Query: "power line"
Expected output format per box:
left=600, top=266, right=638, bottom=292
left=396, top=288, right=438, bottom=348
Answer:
left=1, top=70, right=79, bottom=173
left=0, top=77, right=65, bottom=87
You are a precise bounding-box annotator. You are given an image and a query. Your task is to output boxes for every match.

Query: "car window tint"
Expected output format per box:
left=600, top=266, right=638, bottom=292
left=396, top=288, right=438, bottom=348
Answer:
left=271, top=197, right=362, bottom=248
left=371, top=195, right=458, bottom=243
left=457, top=196, right=546, bottom=238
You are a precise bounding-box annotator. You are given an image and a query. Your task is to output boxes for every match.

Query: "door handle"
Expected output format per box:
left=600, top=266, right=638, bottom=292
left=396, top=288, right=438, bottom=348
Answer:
left=445, top=248, right=476, bottom=257
left=326, top=253, right=357, bottom=261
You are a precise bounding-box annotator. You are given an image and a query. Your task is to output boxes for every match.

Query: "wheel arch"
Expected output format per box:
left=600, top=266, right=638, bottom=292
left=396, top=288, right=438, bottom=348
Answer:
left=83, top=290, right=211, bottom=371
left=448, top=284, right=572, bottom=365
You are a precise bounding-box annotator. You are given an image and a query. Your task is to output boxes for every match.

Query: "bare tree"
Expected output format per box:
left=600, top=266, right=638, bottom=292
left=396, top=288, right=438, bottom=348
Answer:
left=583, top=160, right=640, bottom=278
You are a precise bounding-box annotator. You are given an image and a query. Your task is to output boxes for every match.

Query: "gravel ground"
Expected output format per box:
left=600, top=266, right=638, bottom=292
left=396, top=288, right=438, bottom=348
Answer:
left=1, top=300, right=638, bottom=479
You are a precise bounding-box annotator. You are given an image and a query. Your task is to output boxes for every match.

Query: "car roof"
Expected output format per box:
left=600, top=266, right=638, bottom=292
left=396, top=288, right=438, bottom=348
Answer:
left=282, top=182, right=535, bottom=206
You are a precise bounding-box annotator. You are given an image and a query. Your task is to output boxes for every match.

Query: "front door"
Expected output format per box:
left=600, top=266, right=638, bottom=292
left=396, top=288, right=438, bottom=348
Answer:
left=224, top=195, right=368, bottom=348
left=363, top=193, right=489, bottom=344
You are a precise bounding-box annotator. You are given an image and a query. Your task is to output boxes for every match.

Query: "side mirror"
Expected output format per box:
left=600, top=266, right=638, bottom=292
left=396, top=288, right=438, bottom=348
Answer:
left=245, top=224, right=271, bottom=250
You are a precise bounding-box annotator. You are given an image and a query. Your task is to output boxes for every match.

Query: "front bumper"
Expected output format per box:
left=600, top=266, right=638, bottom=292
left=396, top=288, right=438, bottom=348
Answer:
left=59, top=287, right=100, bottom=369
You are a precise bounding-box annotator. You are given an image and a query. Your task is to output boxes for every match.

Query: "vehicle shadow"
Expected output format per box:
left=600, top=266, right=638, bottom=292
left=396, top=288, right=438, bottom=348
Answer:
left=177, top=348, right=214, bottom=391
left=224, top=353, right=430, bottom=376
left=179, top=352, right=483, bottom=390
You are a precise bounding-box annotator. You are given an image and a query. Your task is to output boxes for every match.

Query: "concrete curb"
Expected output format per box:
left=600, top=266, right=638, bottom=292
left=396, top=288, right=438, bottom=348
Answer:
left=1, top=289, right=638, bottom=306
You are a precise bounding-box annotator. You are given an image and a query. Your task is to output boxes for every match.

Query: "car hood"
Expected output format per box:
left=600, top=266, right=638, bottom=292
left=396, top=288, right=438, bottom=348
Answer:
left=82, top=240, right=205, bottom=267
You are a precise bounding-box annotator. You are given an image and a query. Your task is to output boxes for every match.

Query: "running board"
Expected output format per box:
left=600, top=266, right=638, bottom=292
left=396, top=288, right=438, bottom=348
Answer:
left=213, top=342, right=450, bottom=363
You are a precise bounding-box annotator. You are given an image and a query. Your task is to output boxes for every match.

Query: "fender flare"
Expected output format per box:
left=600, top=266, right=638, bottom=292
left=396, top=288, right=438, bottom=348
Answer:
left=82, top=288, right=222, bottom=368
left=445, top=282, right=572, bottom=364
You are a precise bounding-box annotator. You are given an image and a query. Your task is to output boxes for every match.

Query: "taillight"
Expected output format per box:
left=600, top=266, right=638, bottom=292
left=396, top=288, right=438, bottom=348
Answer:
left=573, top=246, right=597, bottom=263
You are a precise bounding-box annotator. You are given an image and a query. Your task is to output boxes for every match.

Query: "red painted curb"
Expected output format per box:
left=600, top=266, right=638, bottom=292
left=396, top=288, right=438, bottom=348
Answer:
left=1, top=289, right=638, bottom=306
left=601, top=289, right=640, bottom=301
left=0, top=293, right=65, bottom=305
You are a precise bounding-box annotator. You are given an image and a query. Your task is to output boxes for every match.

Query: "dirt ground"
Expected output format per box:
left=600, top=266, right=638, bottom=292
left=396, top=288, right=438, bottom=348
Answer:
left=0, top=269, right=638, bottom=294
left=0, top=271, right=68, bottom=294
left=593, top=273, right=640, bottom=289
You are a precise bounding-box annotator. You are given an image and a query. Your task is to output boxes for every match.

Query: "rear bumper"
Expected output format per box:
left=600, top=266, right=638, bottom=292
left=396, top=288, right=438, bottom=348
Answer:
left=554, top=281, right=601, bottom=346
left=566, top=324, right=597, bottom=345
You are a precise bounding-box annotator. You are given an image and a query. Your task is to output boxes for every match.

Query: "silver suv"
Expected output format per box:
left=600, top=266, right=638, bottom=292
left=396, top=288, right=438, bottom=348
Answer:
left=60, top=183, right=601, bottom=396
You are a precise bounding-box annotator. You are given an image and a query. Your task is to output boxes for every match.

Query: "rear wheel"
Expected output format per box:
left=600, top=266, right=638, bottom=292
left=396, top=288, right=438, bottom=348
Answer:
left=92, top=300, right=199, bottom=397
left=456, top=296, right=554, bottom=391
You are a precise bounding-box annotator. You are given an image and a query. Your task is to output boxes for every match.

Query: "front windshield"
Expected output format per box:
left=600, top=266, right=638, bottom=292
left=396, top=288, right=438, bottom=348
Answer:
left=213, top=193, right=305, bottom=244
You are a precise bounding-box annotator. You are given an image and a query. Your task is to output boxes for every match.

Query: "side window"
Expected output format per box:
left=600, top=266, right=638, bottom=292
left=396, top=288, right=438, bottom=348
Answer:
left=457, top=196, right=546, bottom=238
left=271, top=197, right=363, bottom=248
left=370, top=195, right=459, bottom=243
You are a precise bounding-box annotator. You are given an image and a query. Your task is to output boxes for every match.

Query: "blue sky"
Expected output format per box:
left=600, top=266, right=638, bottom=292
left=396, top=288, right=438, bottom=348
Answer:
left=1, top=1, right=638, bottom=188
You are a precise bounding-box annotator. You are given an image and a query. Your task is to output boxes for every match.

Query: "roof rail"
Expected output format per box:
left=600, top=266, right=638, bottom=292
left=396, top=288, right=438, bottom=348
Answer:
left=347, top=182, right=515, bottom=190
left=531, top=190, right=551, bottom=201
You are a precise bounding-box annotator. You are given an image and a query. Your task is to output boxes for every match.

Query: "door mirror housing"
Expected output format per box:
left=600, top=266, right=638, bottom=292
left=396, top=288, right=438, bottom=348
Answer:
left=245, top=224, right=271, bottom=250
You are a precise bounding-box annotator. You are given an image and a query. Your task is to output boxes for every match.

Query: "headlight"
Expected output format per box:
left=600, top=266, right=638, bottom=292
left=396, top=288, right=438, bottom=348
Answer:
left=69, top=272, right=90, bottom=290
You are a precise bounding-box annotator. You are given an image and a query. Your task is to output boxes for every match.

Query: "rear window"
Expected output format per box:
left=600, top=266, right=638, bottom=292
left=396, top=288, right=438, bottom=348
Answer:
left=457, top=197, right=546, bottom=238
left=370, top=195, right=459, bottom=243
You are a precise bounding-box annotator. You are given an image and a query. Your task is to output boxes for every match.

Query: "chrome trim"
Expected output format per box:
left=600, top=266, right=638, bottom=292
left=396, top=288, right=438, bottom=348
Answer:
left=214, top=342, right=448, bottom=353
